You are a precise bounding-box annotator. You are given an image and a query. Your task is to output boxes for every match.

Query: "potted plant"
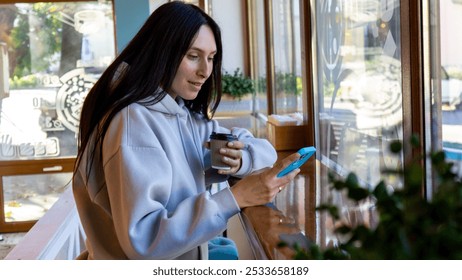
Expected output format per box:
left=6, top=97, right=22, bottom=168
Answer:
left=283, top=135, right=462, bottom=259
left=221, top=68, right=254, bottom=101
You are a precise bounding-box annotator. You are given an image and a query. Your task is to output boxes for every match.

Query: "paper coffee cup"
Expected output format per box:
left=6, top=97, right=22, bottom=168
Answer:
left=210, top=132, right=238, bottom=170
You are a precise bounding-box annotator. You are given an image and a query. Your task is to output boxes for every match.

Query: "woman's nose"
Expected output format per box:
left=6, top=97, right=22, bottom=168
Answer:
left=197, top=59, right=211, bottom=78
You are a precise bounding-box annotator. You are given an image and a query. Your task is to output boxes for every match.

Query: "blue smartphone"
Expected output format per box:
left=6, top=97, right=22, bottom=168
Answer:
left=277, top=146, right=316, bottom=177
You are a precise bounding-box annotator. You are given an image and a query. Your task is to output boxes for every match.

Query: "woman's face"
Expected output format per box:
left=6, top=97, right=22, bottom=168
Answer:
left=170, top=25, right=216, bottom=100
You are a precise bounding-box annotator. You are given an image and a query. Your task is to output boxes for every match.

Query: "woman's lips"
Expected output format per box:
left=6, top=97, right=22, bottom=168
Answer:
left=189, top=81, right=203, bottom=90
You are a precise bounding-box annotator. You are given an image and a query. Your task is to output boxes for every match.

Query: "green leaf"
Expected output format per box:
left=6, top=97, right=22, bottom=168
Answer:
left=348, top=187, right=370, bottom=201
left=390, top=140, right=402, bottom=153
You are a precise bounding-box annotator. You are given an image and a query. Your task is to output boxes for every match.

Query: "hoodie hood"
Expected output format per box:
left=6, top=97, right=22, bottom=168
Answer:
left=146, top=92, right=189, bottom=118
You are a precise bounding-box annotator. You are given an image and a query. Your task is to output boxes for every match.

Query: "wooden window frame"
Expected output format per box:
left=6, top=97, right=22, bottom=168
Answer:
left=0, top=158, right=75, bottom=232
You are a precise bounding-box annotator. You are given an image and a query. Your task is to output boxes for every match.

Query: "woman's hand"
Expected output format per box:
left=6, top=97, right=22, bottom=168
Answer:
left=217, top=140, right=245, bottom=174
left=205, top=140, right=245, bottom=175
left=230, top=152, right=301, bottom=208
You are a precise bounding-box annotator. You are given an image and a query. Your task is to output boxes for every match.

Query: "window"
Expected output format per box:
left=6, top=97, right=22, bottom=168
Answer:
left=271, top=0, right=303, bottom=115
left=314, top=0, right=403, bottom=186
left=247, top=0, right=267, bottom=117
left=242, top=0, right=304, bottom=138
left=0, top=1, right=115, bottom=232
left=311, top=0, right=404, bottom=246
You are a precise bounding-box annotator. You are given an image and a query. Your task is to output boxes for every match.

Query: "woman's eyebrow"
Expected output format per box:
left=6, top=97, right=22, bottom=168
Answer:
left=189, top=47, right=217, bottom=54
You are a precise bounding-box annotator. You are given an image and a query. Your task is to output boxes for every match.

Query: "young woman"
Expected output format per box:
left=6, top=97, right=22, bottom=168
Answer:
left=73, top=1, right=301, bottom=260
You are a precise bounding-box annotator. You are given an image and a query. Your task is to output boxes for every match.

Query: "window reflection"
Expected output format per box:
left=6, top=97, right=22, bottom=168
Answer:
left=315, top=0, right=403, bottom=189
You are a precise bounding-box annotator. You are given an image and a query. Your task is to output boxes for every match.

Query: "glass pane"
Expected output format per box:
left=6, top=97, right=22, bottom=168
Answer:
left=0, top=1, right=115, bottom=160
left=315, top=0, right=403, bottom=185
left=313, top=0, right=403, bottom=235
left=272, top=0, right=303, bottom=115
left=3, top=172, right=72, bottom=222
left=435, top=1, right=462, bottom=179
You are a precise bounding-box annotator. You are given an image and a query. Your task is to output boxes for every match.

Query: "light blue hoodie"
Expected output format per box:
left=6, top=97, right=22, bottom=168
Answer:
left=73, top=94, right=277, bottom=259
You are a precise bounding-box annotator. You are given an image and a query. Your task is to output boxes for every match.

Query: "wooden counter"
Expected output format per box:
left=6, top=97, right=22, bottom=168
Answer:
left=239, top=152, right=318, bottom=260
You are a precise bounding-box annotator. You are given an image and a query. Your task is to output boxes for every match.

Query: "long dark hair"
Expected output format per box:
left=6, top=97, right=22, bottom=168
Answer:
left=75, top=1, right=223, bottom=174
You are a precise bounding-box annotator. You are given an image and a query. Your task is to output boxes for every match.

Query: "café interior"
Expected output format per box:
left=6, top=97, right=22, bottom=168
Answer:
left=0, top=0, right=462, bottom=260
